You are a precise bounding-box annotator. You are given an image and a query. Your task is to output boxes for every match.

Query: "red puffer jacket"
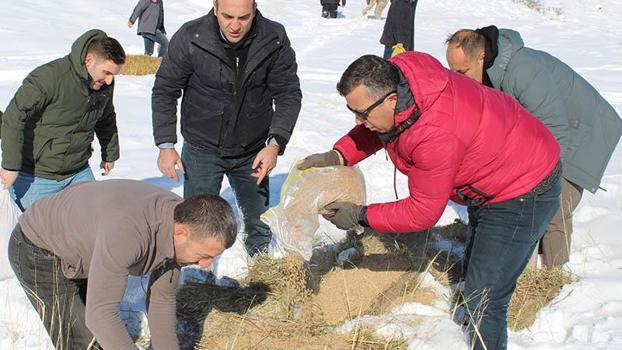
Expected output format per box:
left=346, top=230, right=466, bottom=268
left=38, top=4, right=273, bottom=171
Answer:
left=333, top=52, right=560, bottom=233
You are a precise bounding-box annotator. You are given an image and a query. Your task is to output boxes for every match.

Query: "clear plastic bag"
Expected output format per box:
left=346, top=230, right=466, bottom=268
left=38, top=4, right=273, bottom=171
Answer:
left=261, top=163, right=366, bottom=260
left=1, top=189, right=21, bottom=280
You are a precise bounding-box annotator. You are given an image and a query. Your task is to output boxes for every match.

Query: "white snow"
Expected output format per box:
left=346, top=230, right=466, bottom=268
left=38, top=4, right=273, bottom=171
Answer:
left=1, top=0, right=621, bottom=348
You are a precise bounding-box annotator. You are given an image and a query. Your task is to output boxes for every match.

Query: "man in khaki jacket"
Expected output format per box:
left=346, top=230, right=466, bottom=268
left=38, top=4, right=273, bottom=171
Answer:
left=7, top=179, right=236, bottom=349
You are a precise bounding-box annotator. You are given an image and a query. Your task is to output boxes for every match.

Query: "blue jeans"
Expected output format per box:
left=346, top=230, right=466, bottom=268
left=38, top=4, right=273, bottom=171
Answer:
left=142, top=29, right=169, bottom=57
left=181, top=142, right=271, bottom=256
left=461, top=179, right=561, bottom=350
left=10, top=166, right=95, bottom=212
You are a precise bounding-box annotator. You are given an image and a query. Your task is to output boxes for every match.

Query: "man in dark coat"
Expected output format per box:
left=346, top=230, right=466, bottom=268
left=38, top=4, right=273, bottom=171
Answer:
left=128, top=0, right=169, bottom=57
left=380, top=0, right=418, bottom=58
left=446, top=26, right=622, bottom=268
left=321, top=0, right=346, bottom=18
left=0, top=29, right=125, bottom=211
left=152, top=0, right=302, bottom=257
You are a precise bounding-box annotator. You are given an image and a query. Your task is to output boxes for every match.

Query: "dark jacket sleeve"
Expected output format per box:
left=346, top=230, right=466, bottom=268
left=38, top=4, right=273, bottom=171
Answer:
left=266, top=31, right=302, bottom=154
left=129, top=0, right=148, bottom=24
left=95, top=86, right=120, bottom=162
left=151, top=27, right=194, bottom=146
left=1, top=68, right=51, bottom=171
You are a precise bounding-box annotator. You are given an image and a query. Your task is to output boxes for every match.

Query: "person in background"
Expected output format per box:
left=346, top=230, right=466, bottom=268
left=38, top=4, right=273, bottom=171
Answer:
left=299, top=53, right=561, bottom=350
left=380, top=0, right=418, bottom=58
left=445, top=25, right=622, bottom=268
left=321, top=0, right=346, bottom=18
left=152, top=0, right=302, bottom=257
left=8, top=179, right=236, bottom=349
left=0, top=29, right=124, bottom=211
left=362, top=0, right=389, bottom=19
left=129, top=0, right=169, bottom=57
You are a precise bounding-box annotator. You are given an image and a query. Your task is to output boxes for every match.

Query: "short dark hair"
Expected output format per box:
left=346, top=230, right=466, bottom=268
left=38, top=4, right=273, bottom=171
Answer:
left=336, top=55, right=399, bottom=98
left=86, top=37, right=126, bottom=65
left=174, top=195, right=237, bottom=248
left=214, top=0, right=257, bottom=11
left=445, top=29, right=485, bottom=61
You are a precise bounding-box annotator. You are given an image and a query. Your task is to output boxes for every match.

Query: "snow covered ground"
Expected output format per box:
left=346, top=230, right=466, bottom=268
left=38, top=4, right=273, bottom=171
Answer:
left=1, top=0, right=621, bottom=349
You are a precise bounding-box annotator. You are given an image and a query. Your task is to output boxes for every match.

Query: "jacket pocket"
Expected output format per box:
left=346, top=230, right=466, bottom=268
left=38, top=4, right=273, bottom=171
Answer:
left=34, top=138, right=53, bottom=162
left=62, top=258, right=85, bottom=279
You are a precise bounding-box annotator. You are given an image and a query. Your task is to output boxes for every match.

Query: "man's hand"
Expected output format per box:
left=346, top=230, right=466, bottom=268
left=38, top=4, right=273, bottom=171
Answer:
left=0, top=169, right=18, bottom=189
left=100, top=161, right=115, bottom=176
left=251, top=144, right=279, bottom=185
left=158, top=148, right=185, bottom=182
left=128, top=21, right=134, bottom=28
left=297, top=150, right=343, bottom=170
left=322, top=202, right=367, bottom=230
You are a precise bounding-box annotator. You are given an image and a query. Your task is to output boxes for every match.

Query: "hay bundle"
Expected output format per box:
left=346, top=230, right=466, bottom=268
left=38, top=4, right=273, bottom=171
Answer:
left=508, top=267, right=573, bottom=330
left=120, top=54, right=161, bottom=76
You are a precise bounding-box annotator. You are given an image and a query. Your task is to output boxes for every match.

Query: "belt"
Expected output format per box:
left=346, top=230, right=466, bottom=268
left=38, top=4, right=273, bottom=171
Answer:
left=518, top=161, right=562, bottom=199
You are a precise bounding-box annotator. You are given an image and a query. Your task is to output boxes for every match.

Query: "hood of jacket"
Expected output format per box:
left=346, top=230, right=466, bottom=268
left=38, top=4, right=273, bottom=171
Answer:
left=68, top=29, right=109, bottom=82
left=486, top=28, right=524, bottom=89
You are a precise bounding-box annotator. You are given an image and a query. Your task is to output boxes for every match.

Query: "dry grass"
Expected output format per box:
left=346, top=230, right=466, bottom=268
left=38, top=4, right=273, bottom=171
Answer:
left=508, top=266, right=573, bottom=330
left=512, top=0, right=563, bottom=16
left=177, top=243, right=427, bottom=349
left=120, top=55, right=161, bottom=76
left=176, top=219, right=572, bottom=348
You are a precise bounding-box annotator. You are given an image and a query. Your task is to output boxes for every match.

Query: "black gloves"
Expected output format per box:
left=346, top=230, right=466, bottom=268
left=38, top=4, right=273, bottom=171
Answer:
left=342, top=0, right=346, bottom=6
left=323, top=202, right=368, bottom=230
left=297, top=150, right=342, bottom=170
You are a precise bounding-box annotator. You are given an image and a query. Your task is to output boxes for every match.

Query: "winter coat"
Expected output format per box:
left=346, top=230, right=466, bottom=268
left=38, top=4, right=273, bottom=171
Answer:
left=488, top=29, right=622, bottom=193
left=129, top=0, right=166, bottom=35
left=152, top=10, right=302, bottom=157
left=380, top=0, right=418, bottom=49
left=1, top=29, right=119, bottom=180
left=334, top=52, right=560, bottom=233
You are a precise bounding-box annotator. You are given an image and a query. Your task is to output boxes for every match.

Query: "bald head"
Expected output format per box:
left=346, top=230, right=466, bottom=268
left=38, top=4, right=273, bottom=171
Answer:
left=445, top=29, right=486, bottom=83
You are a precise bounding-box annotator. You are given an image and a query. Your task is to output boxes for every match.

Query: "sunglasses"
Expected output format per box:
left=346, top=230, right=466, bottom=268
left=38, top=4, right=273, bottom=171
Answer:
left=346, top=90, right=396, bottom=119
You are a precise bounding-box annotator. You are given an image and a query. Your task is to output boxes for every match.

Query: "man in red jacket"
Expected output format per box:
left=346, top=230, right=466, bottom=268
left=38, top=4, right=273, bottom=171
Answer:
left=299, top=53, right=561, bottom=350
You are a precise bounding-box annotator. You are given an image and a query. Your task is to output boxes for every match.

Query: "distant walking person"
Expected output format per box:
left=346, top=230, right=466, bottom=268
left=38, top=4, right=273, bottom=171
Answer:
left=129, top=0, right=169, bottom=57
left=362, top=0, right=389, bottom=19
left=380, top=0, right=418, bottom=58
left=446, top=26, right=622, bottom=268
left=321, top=0, right=346, bottom=18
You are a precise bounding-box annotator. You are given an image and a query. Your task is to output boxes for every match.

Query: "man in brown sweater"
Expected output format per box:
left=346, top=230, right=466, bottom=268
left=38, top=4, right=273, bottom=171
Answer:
left=7, top=179, right=237, bottom=349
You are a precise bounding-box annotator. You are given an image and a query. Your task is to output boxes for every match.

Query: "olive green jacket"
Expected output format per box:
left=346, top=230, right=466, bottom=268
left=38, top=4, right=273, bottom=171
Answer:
left=1, top=29, right=119, bottom=180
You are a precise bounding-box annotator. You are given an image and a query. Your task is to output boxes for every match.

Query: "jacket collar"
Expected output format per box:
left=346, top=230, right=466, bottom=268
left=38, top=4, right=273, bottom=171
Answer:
left=486, top=28, right=525, bottom=89
left=192, top=10, right=276, bottom=67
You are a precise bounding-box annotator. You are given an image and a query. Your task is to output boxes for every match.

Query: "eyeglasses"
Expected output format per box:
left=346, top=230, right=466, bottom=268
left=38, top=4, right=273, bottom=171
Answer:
left=346, top=91, right=396, bottom=120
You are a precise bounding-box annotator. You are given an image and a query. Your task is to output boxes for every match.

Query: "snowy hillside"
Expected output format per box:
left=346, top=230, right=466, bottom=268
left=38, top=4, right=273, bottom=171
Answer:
left=1, top=0, right=621, bottom=349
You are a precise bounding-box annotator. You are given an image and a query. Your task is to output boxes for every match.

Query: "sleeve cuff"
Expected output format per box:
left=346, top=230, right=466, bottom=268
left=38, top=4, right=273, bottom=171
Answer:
left=157, top=142, right=176, bottom=149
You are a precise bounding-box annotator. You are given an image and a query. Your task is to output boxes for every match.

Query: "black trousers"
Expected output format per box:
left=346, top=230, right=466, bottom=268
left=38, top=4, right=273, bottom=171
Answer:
left=8, top=224, right=102, bottom=350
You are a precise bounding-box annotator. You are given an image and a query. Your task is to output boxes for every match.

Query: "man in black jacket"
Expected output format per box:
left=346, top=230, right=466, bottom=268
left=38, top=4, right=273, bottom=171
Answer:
left=152, top=0, right=302, bottom=257
left=321, top=0, right=346, bottom=18
left=380, top=0, right=418, bottom=58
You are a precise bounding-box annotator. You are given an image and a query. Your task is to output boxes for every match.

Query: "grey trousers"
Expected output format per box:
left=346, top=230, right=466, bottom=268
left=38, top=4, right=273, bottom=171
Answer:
left=529, top=178, right=583, bottom=268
